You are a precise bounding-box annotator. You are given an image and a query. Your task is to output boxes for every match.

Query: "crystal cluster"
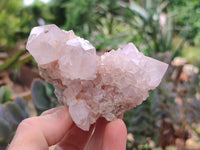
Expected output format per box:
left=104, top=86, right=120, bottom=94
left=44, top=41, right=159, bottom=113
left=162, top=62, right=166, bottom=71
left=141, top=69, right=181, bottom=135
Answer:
left=26, top=24, right=168, bottom=131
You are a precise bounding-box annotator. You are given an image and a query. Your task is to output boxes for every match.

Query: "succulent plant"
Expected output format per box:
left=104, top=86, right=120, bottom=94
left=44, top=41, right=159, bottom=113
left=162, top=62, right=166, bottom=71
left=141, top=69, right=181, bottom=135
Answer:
left=124, top=92, right=160, bottom=149
left=0, top=80, right=58, bottom=149
left=125, top=63, right=200, bottom=149
left=0, top=97, right=29, bottom=150
left=0, top=86, right=12, bottom=104
left=31, top=79, right=58, bottom=115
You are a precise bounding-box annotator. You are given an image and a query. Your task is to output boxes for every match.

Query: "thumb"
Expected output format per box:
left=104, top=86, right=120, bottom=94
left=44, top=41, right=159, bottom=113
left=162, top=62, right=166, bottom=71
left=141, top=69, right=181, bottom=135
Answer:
left=8, top=106, right=73, bottom=150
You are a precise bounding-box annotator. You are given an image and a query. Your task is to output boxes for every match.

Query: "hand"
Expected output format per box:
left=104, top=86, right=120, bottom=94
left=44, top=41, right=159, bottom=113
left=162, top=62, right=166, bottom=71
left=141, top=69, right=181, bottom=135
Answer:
left=8, top=106, right=127, bottom=150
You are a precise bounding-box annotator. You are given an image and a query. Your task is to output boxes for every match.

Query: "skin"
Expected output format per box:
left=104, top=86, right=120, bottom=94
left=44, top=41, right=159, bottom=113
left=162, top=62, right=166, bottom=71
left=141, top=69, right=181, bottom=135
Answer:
left=8, top=106, right=127, bottom=150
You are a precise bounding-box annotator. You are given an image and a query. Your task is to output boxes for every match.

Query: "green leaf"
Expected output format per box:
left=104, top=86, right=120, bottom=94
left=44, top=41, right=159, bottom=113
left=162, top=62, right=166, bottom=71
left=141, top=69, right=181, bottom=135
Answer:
left=31, top=80, right=51, bottom=111
left=3, top=102, right=28, bottom=129
left=11, top=54, right=33, bottom=68
left=0, top=118, right=12, bottom=144
left=14, top=97, right=29, bottom=118
left=157, top=1, right=169, bottom=15
left=145, top=0, right=152, bottom=10
left=0, top=50, right=25, bottom=72
left=191, top=125, right=200, bottom=137
left=45, top=82, right=55, bottom=98
left=0, top=86, right=12, bottom=104
left=128, top=0, right=149, bottom=22
left=165, top=14, right=173, bottom=50
left=0, top=105, right=6, bottom=121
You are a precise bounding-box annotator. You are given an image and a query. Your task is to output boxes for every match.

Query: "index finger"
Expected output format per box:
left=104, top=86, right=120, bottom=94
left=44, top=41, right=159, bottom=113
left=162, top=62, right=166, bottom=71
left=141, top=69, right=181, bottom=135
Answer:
left=8, top=106, right=73, bottom=150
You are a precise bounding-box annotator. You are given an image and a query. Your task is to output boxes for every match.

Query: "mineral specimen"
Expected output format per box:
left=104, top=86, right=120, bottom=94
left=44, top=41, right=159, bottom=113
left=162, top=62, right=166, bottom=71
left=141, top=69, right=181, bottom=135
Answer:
left=26, top=24, right=168, bottom=131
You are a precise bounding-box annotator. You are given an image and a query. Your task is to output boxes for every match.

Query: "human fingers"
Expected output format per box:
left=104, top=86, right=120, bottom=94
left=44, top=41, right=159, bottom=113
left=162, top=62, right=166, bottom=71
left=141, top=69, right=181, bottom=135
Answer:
left=85, top=118, right=108, bottom=150
left=102, top=119, right=127, bottom=150
left=55, top=124, right=95, bottom=150
left=8, top=106, right=73, bottom=150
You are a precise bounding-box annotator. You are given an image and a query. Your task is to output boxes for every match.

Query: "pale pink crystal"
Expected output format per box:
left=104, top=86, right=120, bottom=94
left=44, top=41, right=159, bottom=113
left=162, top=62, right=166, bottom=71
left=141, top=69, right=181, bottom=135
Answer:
left=26, top=24, right=168, bottom=131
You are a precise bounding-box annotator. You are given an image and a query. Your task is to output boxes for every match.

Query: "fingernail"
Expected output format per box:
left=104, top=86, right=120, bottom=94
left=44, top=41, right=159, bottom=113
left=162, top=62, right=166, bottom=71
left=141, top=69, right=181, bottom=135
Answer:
left=41, top=107, right=60, bottom=116
left=41, top=106, right=68, bottom=120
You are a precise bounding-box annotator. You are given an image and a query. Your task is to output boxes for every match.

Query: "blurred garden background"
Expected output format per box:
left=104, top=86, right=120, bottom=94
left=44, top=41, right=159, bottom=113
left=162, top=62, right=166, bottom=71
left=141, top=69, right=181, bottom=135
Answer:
left=0, top=0, right=200, bottom=149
